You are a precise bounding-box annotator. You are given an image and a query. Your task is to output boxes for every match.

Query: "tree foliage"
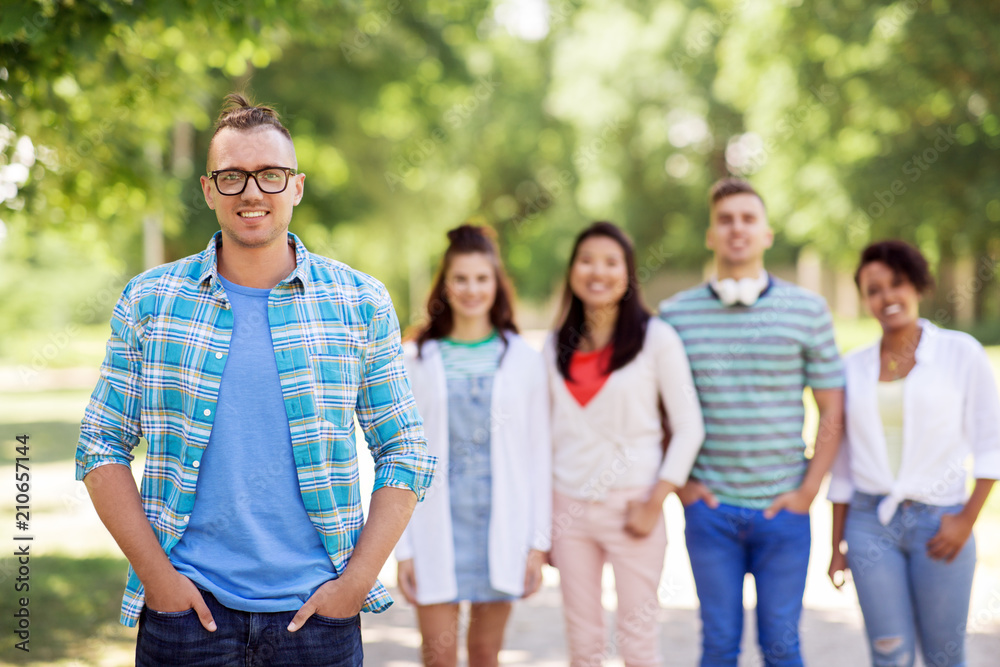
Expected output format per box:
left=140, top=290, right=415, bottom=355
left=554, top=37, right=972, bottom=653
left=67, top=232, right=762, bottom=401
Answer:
left=2, top=0, right=998, bottom=348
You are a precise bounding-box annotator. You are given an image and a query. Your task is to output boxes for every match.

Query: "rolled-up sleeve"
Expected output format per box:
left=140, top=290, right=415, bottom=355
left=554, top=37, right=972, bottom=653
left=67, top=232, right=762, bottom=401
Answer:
left=356, top=290, right=436, bottom=499
left=966, top=342, right=1000, bottom=480
left=76, top=287, right=143, bottom=480
left=826, top=432, right=855, bottom=503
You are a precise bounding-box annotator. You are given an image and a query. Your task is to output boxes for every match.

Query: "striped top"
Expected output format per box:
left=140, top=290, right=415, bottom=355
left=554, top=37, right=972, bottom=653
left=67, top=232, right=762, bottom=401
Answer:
left=76, top=232, right=436, bottom=626
left=659, top=277, right=844, bottom=508
left=438, top=332, right=504, bottom=381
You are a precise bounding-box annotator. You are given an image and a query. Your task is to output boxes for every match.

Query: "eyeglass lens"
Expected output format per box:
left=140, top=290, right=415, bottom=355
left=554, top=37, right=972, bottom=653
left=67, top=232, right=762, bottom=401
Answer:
left=216, top=169, right=289, bottom=195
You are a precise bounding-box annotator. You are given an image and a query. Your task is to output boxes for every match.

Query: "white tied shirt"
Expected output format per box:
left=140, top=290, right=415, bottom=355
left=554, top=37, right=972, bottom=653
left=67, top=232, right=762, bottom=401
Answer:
left=828, top=320, right=1000, bottom=524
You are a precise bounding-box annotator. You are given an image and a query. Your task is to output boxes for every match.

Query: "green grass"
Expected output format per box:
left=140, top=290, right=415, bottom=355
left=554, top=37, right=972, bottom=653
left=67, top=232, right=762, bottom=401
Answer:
left=0, top=324, right=110, bottom=370
left=0, top=391, right=92, bottom=465
left=0, top=555, right=137, bottom=666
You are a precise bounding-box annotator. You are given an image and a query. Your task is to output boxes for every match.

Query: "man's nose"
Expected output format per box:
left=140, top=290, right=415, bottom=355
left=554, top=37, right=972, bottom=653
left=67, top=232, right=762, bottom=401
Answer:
left=241, top=176, right=265, bottom=199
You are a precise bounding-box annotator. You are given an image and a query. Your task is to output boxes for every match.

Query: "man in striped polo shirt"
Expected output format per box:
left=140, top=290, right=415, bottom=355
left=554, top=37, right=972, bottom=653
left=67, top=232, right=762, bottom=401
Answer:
left=660, top=178, right=845, bottom=667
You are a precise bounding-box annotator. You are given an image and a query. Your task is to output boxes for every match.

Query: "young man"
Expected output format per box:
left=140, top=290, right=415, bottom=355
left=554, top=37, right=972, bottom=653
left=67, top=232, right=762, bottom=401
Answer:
left=76, top=94, right=436, bottom=667
left=660, top=178, right=845, bottom=667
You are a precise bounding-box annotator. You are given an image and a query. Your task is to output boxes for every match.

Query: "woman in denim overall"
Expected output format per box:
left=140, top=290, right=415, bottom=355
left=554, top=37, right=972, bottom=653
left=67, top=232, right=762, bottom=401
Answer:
left=396, top=224, right=551, bottom=666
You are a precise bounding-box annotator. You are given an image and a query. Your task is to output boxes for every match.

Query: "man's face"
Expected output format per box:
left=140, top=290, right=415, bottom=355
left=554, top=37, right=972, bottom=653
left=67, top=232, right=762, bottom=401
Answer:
left=200, top=127, right=305, bottom=251
left=706, top=192, right=773, bottom=269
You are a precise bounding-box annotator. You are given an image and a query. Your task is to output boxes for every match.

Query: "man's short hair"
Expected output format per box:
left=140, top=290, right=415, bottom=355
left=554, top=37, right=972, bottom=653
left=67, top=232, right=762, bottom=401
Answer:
left=709, top=177, right=765, bottom=211
left=211, top=92, right=292, bottom=143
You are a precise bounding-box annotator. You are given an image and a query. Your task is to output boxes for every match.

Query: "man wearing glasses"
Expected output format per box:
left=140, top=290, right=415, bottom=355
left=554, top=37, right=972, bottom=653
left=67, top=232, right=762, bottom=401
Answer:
left=76, top=93, right=435, bottom=666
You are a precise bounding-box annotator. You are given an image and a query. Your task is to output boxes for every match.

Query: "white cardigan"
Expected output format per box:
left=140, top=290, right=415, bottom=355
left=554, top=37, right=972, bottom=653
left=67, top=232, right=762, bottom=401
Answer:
left=545, top=318, right=705, bottom=500
left=828, top=320, right=1000, bottom=524
left=395, top=334, right=552, bottom=605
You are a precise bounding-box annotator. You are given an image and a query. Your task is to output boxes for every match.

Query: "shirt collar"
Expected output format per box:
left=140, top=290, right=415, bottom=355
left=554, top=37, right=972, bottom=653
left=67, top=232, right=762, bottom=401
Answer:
left=912, top=318, right=940, bottom=364
left=197, top=231, right=311, bottom=288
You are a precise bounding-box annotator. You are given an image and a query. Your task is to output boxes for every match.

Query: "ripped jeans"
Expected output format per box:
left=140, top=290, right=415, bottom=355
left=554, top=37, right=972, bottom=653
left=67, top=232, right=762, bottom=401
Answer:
left=845, top=492, right=975, bottom=667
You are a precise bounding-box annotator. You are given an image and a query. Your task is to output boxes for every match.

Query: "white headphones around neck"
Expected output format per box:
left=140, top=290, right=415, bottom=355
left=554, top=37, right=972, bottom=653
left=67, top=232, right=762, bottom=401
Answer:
left=710, top=271, right=769, bottom=307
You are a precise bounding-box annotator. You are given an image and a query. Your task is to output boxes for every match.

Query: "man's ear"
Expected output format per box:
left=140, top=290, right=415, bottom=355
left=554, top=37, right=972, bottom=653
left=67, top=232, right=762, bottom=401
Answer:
left=292, top=173, right=305, bottom=206
left=200, top=175, right=216, bottom=211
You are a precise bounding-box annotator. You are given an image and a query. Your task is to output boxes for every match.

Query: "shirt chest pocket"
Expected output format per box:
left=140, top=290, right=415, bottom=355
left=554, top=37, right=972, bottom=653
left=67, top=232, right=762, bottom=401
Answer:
left=311, top=353, right=363, bottom=427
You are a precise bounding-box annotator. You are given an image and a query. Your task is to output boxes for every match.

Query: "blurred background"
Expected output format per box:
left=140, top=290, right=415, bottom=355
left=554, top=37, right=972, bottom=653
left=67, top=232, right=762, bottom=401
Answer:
left=3, top=0, right=1000, bottom=344
left=2, top=1, right=1000, bottom=665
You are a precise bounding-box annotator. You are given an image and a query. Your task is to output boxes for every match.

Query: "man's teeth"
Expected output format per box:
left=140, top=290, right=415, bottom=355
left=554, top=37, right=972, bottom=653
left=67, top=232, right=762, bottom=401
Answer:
left=240, top=211, right=266, bottom=218
left=884, top=304, right=902, bottom=315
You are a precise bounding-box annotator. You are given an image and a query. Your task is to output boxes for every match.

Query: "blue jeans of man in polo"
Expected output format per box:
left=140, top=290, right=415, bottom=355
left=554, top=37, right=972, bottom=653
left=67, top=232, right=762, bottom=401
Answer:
left=135, top=589, right=363, bottom=667
left=845, top=492, right=975, bottom=667
left=684, top=500, right=811, bottom=667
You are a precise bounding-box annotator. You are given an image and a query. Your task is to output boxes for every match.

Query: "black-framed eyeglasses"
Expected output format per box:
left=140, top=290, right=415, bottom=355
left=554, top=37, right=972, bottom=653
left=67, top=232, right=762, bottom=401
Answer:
left=207, top=167, right=297, bottom=196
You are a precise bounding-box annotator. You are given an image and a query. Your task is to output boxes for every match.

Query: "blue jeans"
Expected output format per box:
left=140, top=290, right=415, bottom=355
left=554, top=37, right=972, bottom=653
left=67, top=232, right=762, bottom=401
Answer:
left=684, top=500, right=811, bottom=667
left=135, top=589, right=363, bottom=667
left=845, top=492, right=975, bottom=667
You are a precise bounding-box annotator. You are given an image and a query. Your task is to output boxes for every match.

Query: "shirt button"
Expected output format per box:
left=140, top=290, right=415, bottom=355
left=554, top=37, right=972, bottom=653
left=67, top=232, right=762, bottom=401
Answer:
left=203, top=408, right=211, bottom=417
left=182, top=516, right=190, bottom=523
left=215, top=352, right=224, bottom=359
left=192, top=460, right=200, bottom=468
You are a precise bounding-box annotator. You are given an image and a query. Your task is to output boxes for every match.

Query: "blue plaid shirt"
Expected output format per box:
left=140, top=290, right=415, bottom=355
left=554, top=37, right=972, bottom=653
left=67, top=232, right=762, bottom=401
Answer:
left=76, top=232, right=435, bottom=626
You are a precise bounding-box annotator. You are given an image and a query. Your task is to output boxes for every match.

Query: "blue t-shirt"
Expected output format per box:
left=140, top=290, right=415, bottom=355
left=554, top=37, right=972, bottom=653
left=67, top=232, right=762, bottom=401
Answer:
left=170, top=274, right=336, bottom=611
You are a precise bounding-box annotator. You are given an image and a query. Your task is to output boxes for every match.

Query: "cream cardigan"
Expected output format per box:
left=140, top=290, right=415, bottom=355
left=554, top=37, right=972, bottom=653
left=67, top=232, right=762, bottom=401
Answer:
left=545, top=318, right=705, bottom=501
left=395, top=334, right=552, bottom=605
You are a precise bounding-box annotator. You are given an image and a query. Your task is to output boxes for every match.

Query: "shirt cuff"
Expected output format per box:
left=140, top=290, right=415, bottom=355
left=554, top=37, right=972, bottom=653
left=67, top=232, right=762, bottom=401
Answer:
left=75, top=455, right=133, bottom=482
left=372, top=453, right=437, bottom=501
left=826, top=476, right=854, bottom=503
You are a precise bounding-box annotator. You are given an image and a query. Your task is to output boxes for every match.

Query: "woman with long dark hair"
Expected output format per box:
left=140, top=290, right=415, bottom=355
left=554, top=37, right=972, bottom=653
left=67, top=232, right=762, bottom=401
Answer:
left=546, top=221, right=704, bottom=666
left=395, top=224, right=551, bottom=667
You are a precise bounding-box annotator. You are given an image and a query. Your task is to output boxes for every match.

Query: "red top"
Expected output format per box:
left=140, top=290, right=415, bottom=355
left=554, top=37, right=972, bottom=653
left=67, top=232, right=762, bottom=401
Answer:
left=565, top=345, right=613, bottom=407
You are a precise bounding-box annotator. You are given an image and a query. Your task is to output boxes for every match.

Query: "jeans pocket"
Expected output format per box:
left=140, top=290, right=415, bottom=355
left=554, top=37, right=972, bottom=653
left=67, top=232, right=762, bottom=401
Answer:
left=146, top=607, right=197, bottom=619
left=311, top=612, right=360, bottom=627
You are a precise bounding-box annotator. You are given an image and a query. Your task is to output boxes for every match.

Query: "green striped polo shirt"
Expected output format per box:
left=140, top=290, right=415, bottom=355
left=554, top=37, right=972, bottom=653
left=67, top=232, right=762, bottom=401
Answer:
left=659, top=277, right=844, bottom=508
left=438, top=331, right=504, bottom=381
